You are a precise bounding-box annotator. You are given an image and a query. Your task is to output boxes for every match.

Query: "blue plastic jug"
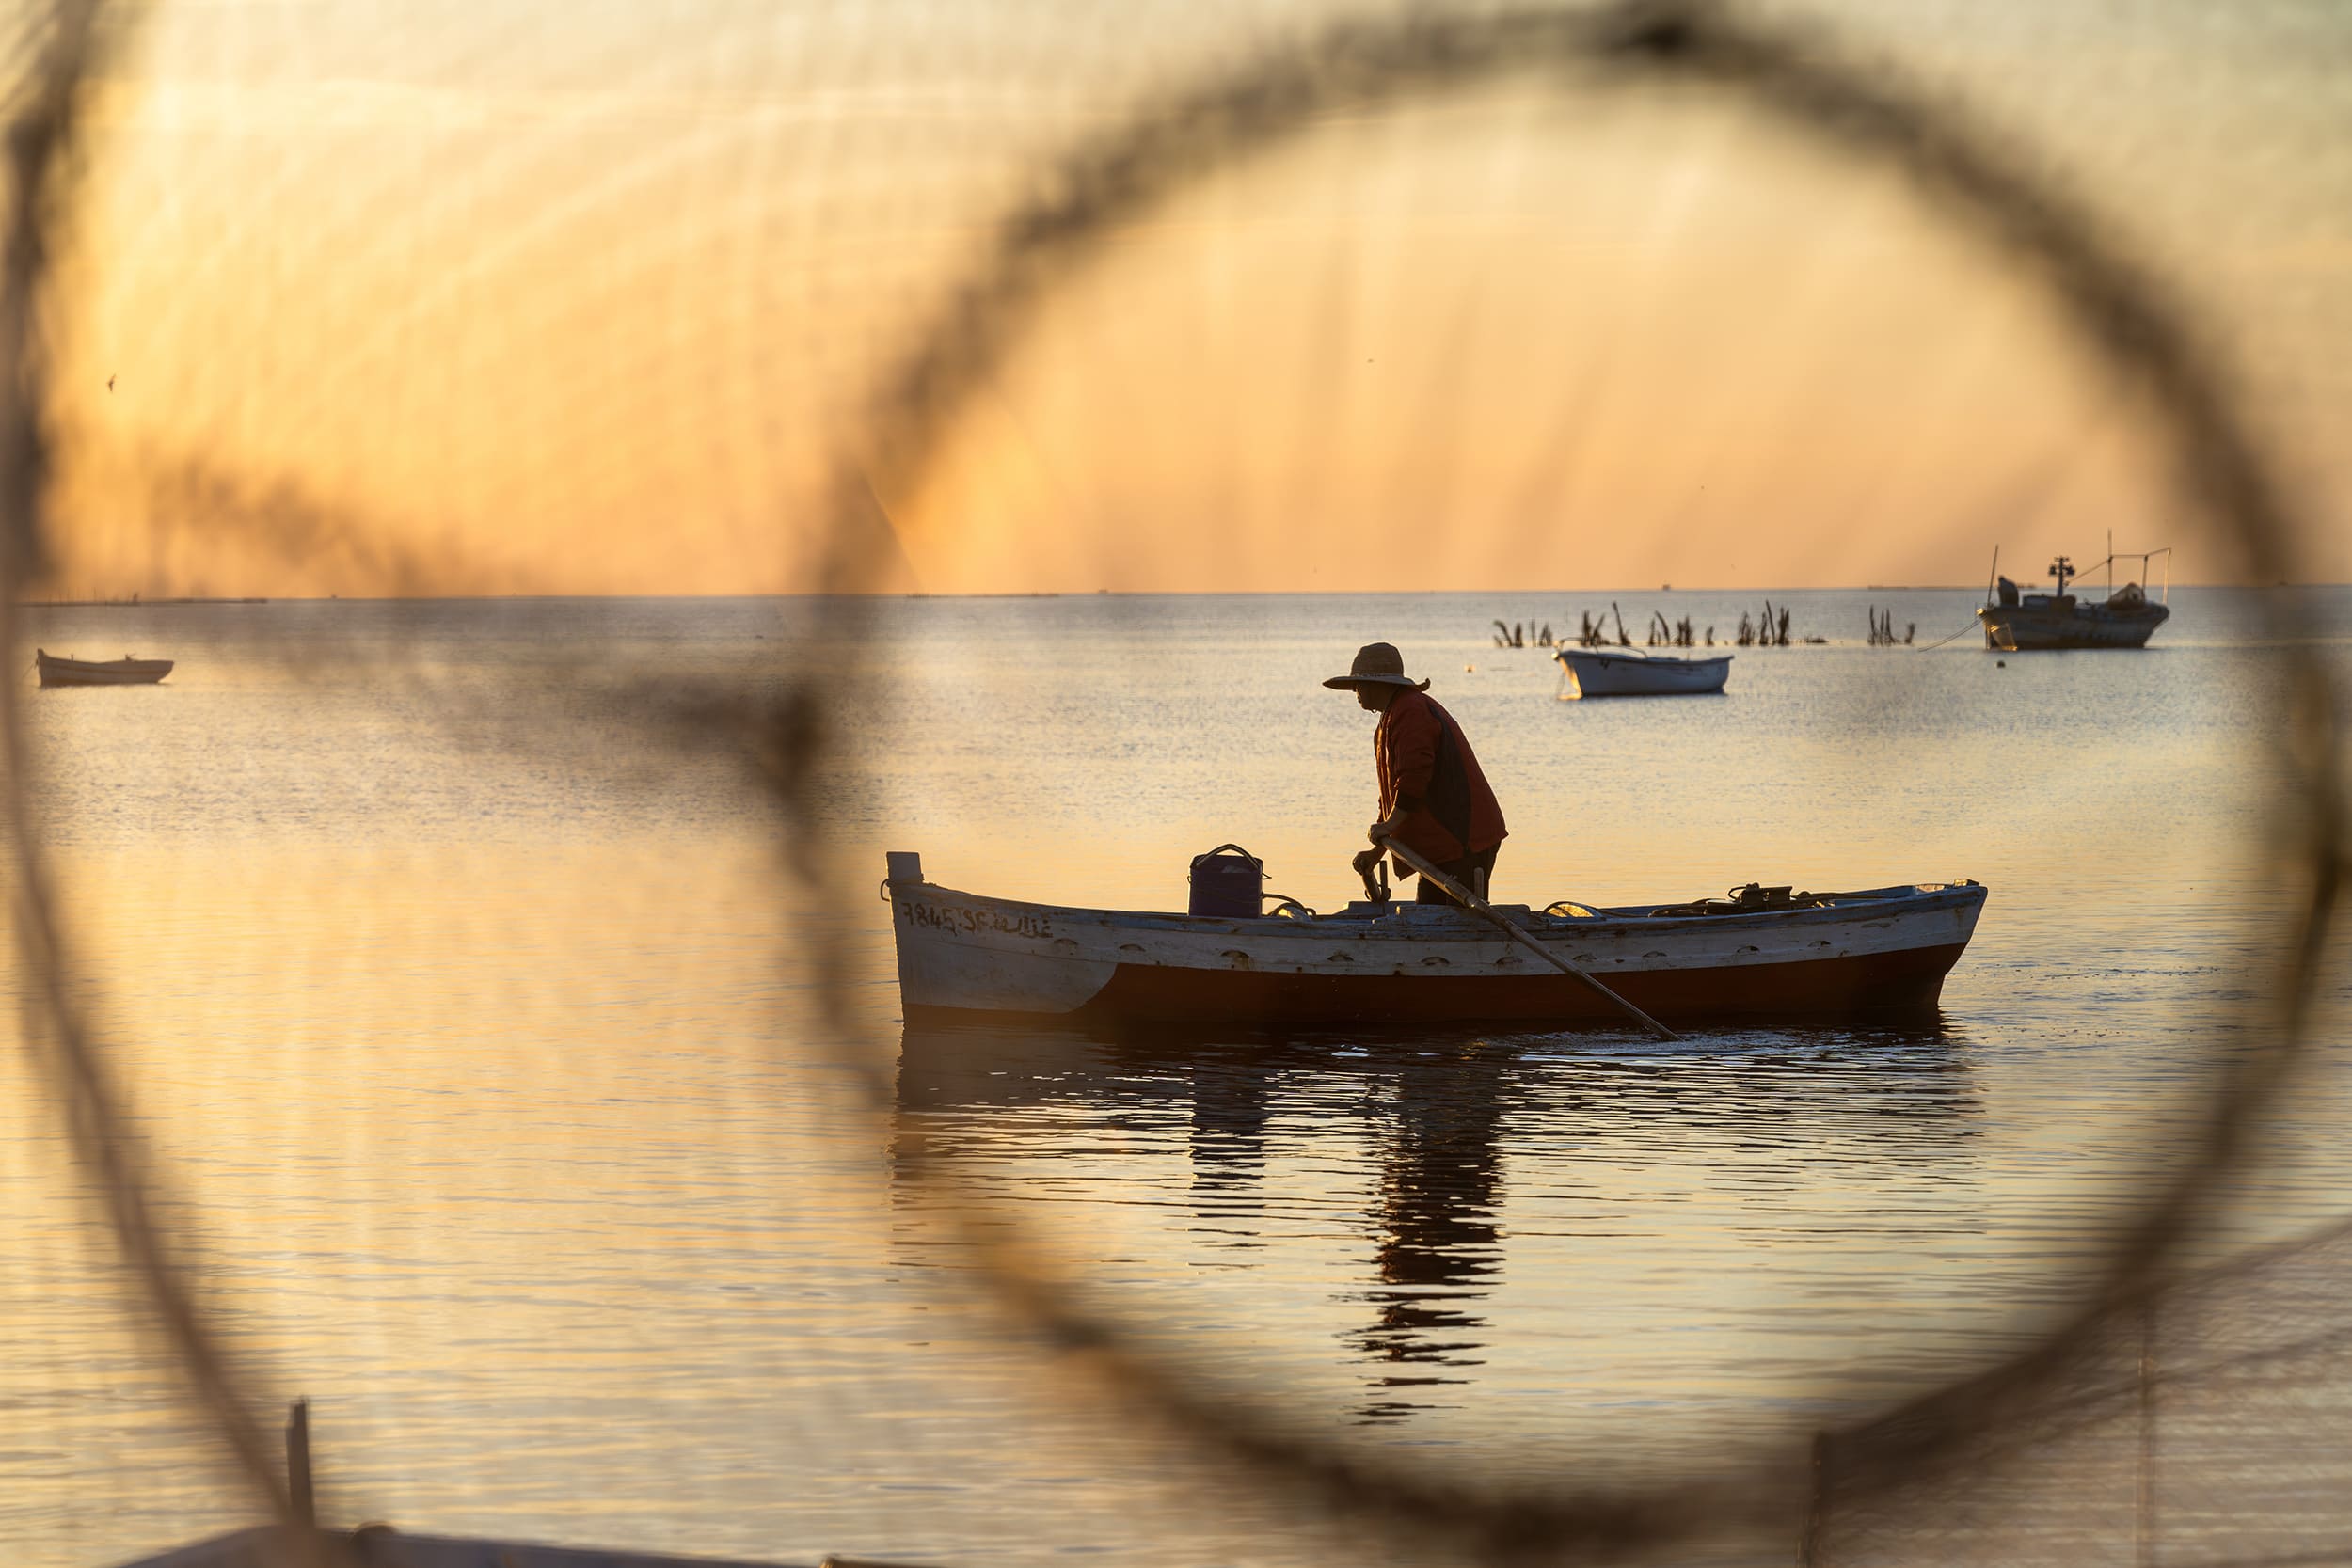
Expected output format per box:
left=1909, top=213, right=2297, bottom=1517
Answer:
left=1187, top=844, right=1263, bottom=917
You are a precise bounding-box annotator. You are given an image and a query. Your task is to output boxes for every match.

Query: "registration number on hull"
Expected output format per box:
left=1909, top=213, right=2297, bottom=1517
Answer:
left=897, top=897, right=1054, bottom=942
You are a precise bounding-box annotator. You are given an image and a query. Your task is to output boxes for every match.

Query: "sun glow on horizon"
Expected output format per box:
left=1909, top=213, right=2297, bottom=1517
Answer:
left=33, top=1, right=2352, bottom=600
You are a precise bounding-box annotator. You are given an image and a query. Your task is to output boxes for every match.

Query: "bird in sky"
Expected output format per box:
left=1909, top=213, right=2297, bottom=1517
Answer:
left=106, top=374, right=115, bottom=392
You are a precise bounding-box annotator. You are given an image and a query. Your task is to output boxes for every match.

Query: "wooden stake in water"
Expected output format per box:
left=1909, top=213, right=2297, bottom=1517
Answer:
left=286, top=1399, right=314, bottom=1529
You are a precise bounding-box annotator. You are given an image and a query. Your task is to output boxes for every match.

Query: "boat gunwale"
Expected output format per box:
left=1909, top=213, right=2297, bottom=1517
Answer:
left=891, top=879, right=1985, bottom=939
left=34, top=652, right=173, bottom=668
left=1553, top=648, right=1733, bottom=668
left=1977, top=602, right=2170, bottom=623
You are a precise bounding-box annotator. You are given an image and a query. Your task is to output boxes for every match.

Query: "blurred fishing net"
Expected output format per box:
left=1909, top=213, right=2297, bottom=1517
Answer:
left=1, top=1, right=2347, bottom=1565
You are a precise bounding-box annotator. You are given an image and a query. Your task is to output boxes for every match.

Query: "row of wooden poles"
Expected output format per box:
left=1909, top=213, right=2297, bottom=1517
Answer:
left=1489, top=603, right=1917, bottom=649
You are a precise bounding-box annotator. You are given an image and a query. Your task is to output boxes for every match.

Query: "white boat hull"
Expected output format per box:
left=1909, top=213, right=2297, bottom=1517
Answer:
left=34, top=650, right=173, bottom=687
left=1555, top=650, right=1731, bottom=697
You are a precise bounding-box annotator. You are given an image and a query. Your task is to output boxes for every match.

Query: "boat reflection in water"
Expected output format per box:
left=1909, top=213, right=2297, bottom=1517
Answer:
left=893, top=1021, right=1982, bottom=1428
left=1348, top=1042, right=1514, bottom=1420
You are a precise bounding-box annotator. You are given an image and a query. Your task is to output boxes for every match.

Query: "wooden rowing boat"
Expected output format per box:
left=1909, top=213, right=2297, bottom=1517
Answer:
left=885, top=852, right=1986, bottom=1028
left=35, top=648, right=173, bottom=687
left=1553, top=647, right=1732, bottom=697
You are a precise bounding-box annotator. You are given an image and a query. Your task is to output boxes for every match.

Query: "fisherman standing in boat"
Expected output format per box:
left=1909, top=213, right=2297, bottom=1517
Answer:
left=1326, top=642, right=1507, bottom=905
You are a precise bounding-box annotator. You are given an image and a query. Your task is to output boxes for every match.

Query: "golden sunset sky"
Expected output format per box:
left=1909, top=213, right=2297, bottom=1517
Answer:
left=37, top=0, right=2352, bottom=595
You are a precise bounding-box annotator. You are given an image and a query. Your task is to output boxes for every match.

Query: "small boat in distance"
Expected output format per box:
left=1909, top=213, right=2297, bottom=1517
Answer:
left=35, top=648, right=174, bottom=687
left=1978, top=540, right=2171, bottom=651
left=1554, top=647, right=1732, bottom=698
left=885, top=852, right=1985, bottom=1028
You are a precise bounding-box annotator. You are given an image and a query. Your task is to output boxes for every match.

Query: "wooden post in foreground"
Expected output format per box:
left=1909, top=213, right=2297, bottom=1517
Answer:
left=287, top=1399, right=315, bottom=1530
left=1797, top=1429, right=1831, bottom=1567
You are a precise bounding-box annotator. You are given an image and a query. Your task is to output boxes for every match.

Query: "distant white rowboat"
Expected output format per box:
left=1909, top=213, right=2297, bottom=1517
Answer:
left=1554, top=647, right=1731, bottom=697
left=35, top=649, right=173, bottom=687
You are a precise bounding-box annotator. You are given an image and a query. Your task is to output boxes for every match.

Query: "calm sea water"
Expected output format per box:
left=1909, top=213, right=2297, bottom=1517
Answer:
left=5, top=589, right=2349, bottom=1566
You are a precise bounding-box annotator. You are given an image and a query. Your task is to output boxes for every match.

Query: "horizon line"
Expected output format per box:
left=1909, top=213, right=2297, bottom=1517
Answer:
left=12, top=582, right=2344, bottom=604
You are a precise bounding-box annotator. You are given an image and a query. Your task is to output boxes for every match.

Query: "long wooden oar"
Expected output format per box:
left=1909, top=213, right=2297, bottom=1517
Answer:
left=1376, top=837, right=1681, bottom=1041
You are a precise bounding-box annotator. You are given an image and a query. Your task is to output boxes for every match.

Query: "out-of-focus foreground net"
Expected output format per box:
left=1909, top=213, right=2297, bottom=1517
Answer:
left=1815, top=1216, right=2352, bottom=1567
left=1, top=1, right=2346, bottom=1565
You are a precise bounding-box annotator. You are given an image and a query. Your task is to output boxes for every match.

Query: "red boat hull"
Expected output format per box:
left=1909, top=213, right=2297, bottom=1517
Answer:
left=905, top=942, right=1970, bottom=1029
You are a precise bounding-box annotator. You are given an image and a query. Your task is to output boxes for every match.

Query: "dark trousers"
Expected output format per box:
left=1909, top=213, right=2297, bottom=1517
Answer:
left=1414, top=847, right=1499, bottom=906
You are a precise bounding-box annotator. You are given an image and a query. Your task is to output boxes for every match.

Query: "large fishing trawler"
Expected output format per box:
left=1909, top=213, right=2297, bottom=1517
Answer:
left=1977, top=540, right=2172, bottom=651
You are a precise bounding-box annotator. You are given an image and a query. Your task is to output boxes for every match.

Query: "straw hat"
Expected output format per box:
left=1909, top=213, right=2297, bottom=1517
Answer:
left=1323, top=641, right=1431, bottom=691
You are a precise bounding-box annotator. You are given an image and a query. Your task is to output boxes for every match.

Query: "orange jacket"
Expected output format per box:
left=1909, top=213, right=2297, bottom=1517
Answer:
left=1375, top=689, right=1507, bottom=870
